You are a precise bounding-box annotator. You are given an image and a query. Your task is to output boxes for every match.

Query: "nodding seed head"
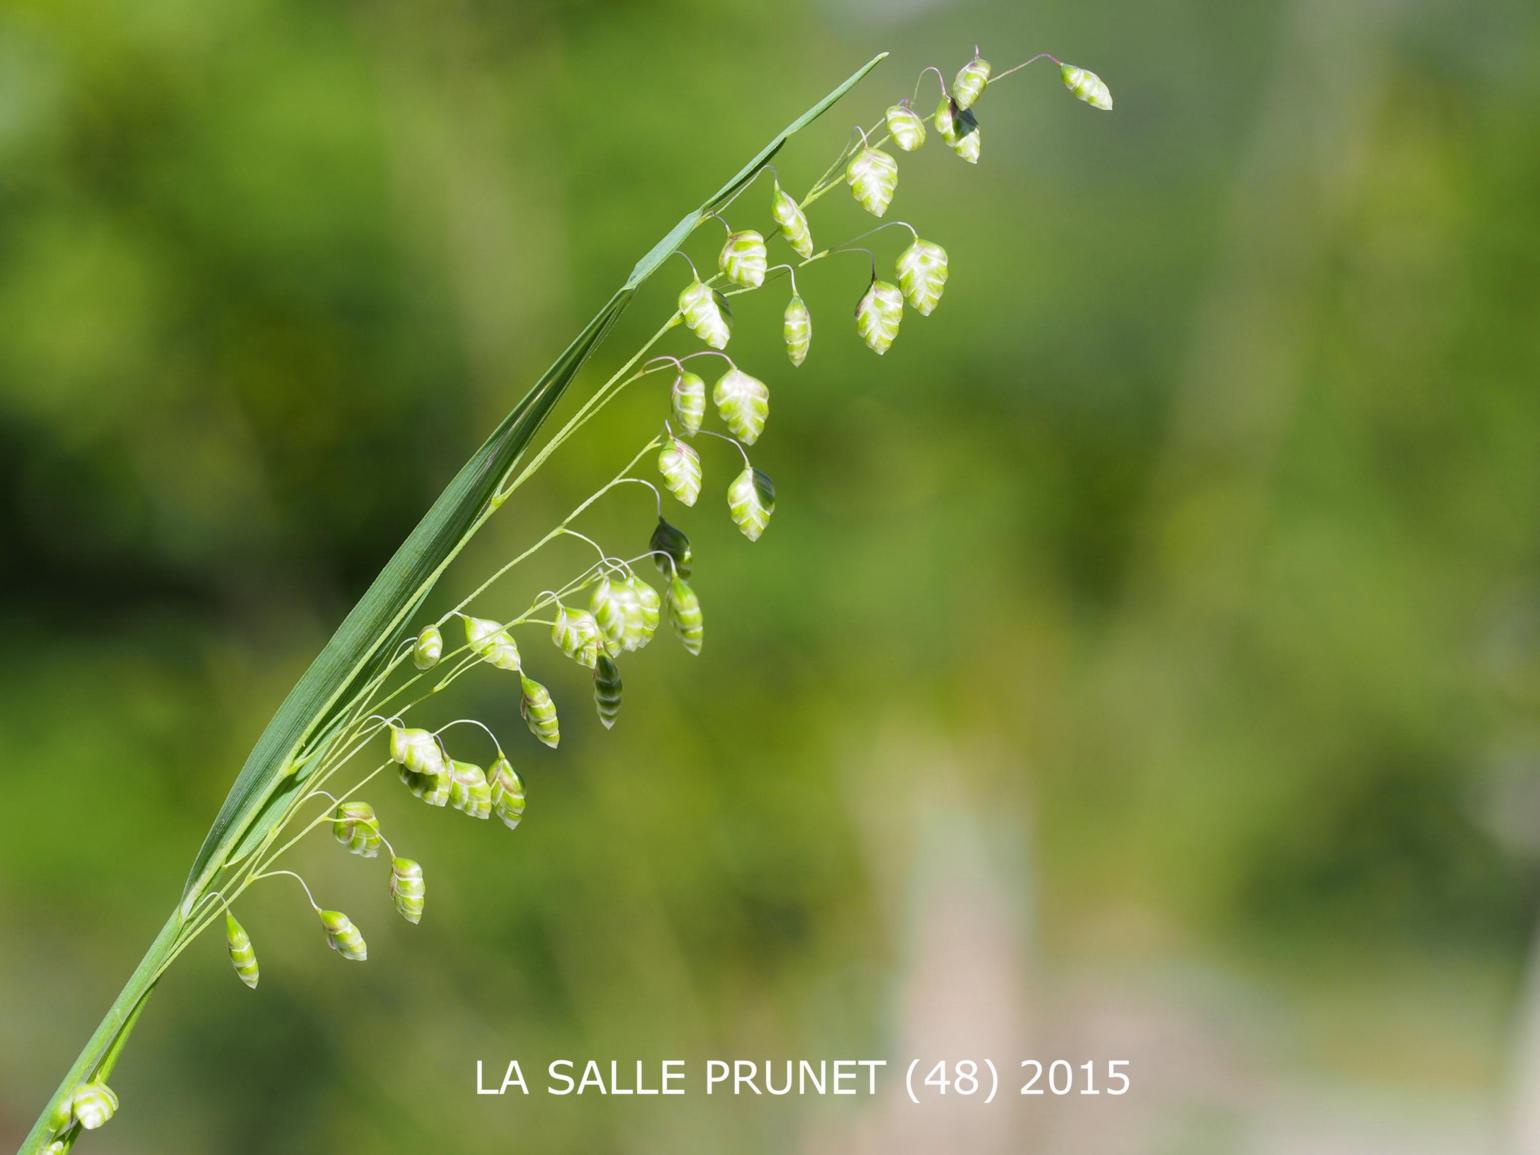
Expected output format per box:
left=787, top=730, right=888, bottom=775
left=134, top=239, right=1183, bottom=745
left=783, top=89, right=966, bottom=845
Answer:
left=226, top=912, right=260, bottom=990
left=412, top=625, right=443, bottom=670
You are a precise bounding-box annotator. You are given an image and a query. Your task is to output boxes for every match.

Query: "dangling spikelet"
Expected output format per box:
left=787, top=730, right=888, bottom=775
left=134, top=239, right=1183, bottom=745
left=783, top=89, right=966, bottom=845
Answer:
left=590, top=576, right=629, bottom=658
left=885, top=102, right=926, bottom=151
left=448, top=760, right=491, bottom=818
left=225, top=913, right=260, bottom=990
left=650, top=517, right=693, bottom=578
left=856, top=280, right=904, bottom=354
left=551, top=605, right=602, bottom=668
left=1060, top=63, right=1113, bottom=110
left=520, top=674, right=560, bottom=748
left=712, top=367, right=770, bottom=445
left=936, top=98, right=982, bottom=163
left=463, top=616, right=521, bottom=672
left=400, top=765, right=450, bottom=807
left=771, top=179, right=814, bottom=259
left=845, top=146, right=899, bottom=217
left=658, top=436, right=702, bottom=506
left=488, top=756, right=526, bottom=830
left=952, top=54, right=992, bottom=110
left=319, top=910, right=367, bottom=961
left=632, top=578, right=662, bottom=650
left=593, top=654, right=623, bottom=728
left=70, top=1083, right=119, bottom=1131
left=896, top=239, right=949, bottom=316
left=678, top=276, right=732, bottom=349
left=388, top=726, right=448, bottom=779
left=666, top=575, right=704, bottom=656
left=784, top=295, right=811, bottom=367
left=719, top=229, right=768, bottom=289
left=331, top=800, right=383, bottom=857
left=671, top=371, right=707, bottom=436
left=727, top=467, right=775, bottom=541
left=389, top=858, right=425, bottom=924
left=412, top=625, right=443, bottom=670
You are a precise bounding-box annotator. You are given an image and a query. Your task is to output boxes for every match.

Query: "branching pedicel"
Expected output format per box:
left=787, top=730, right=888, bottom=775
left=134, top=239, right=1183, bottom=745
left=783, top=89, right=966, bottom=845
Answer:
left=25, top=47, right=1111, bottom=1153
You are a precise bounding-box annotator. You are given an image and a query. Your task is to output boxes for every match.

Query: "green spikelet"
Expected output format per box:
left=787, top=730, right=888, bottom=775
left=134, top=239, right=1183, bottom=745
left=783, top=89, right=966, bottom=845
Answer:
left=678, top=276, right=732, bottom=349
left=650, top=517, right=693, bottom=579
left=448, top=760, right=491, bottom=818
left=671, top=371, right=707, bottom=436
left=388, top=725, right=447, bottom=779
left=43, top=1140, right=67, bottom=1154
left=666, top=575, right=704, bottom=656
left=771, top=179, right=814, bottom=259
left=593, top=653, right=623, bottom=729
left=520, top=674, right=560, bottom=748
left=489, top=756, right=526, bottom=830
left=658, top=435, right=702, bottom=507
left=784, top=295, right=811, bottom=367
left=463, top=615, right=521, bottom=672
left=935, top=98, right=981, bottom=163
left=719, top=229, right=767, bottom=289
left=319, top=909, right=367, bottom=961
left=856, top=279, right=904, bottom=354
left=885, top=102, right=926, bottom=151
left=952, top=54, right=991, bottom=110
left=633, top=578, right=661, bottom=650
left=551, top=604, right=602, bottom=668
left=224, top=913, right=259, bottom=990
left=331, top=800, right=383, bottom=857
left=399, top=761, right=449, bottom=806
left=712, top=367, right=770, bottom=445
left=70, top=1083, right=118, bottom=1131
left=727, top=466, right=775, bottom=541
left=1061, top=63, right=1113, bottom=110
left=411, top=624, right=443, bottom=670
left=896, top=239, right=949, bottom=316
left=390, top=857, right=425, bottom=924
left=590, top=575, right=628, bottom=658
left=845, top=145, right=898, bottom=217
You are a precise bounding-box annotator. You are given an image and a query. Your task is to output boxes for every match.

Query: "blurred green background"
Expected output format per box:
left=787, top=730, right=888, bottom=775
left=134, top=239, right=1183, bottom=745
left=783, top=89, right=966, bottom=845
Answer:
left=2, top=0, right=1539, bottom=1151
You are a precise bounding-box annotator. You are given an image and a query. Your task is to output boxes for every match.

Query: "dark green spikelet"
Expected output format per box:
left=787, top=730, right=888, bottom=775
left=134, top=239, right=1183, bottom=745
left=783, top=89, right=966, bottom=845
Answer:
left=666, top=575, right=704, bottom=656
left=593, top=653, right=623, bottom=729
left=520, top=673, right=560, bottom=748
left=650, top=517, right=693, bottom=578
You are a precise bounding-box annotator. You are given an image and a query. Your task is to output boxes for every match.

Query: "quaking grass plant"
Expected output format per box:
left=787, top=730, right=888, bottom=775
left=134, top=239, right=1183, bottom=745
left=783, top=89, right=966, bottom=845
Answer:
left=20, top=46, right=1112, bottom=1153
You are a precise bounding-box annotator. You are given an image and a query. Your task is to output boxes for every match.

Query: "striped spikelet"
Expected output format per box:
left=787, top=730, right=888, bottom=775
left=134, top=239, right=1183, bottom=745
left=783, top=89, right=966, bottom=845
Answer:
left=331, top=800, right=383, bottom=857
left=551, top=605, right=602, bottom=668
left=388, top=726, right=448, bottom=779
left=520, top=674, right=560, bottom=748
left=650, top=517, right=693, bottom=578
left=658, top=436, right=702, bottom=506
left=678, top=277, right=732, bottom=349
left=463, top=615, right=521, bottom=672
left=400, top=764, right=450, bottom=807
left=390, top=858, right=425, bottom=924
left=666, top=575, right=704, bottom=656
left=225, top=913, right=260, bottom=990
left=712, top=367, right=770, bottom=445
left=952, top=55, right=991, bottom=110
left=590, top=576, right=629, bottom=658
left=856, top=280, right=904, bottom=354
left=70, top=1083, right=119, bottom=1131
left=719, top=229, right=768, bottom=289
left=885, top=102, right=926, bottom=151
left=489, top=756, right=526, bottom=831
left=671, top=371, right=707, bottom=436
left=784, top=295, right=811, bottom=367
left=771, top=179, right=814, bottom=259
left=845, top=146, right=899, bottom=217
left=1061, top=64, right=1113, bottom=110
left=593, top=654, right=623, bottom=729
left=320, top=910, right=367, bottom=961
left=448, top=760, right=491, bottom=818
left=727, top=466, right=775, bottom=541
left=936, top=98, right=981, bottom=163
left=896, top=239, right=949, bottom=316
left=412, top=625, right=443, bottom=670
